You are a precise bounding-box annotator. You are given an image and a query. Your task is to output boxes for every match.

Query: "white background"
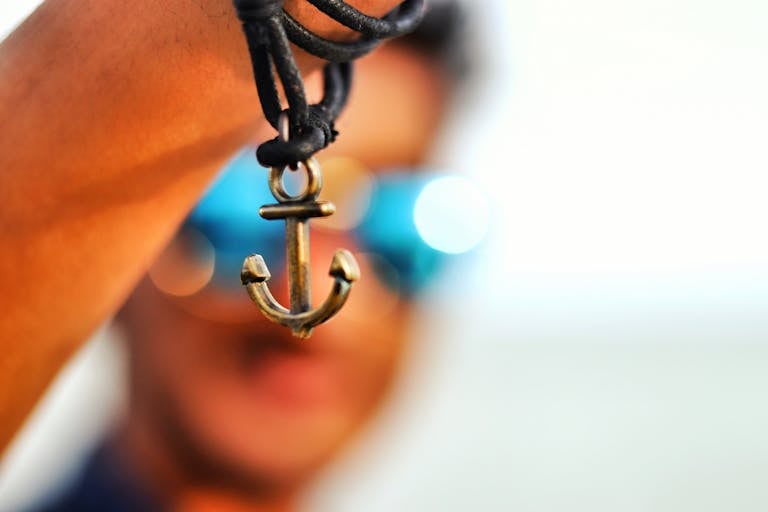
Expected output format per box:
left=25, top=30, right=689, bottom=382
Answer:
left=2, top=0, right=768, bottom=511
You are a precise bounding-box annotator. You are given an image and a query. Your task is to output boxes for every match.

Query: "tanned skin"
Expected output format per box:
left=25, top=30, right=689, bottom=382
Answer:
left=0, top=0, right=400, bottom=452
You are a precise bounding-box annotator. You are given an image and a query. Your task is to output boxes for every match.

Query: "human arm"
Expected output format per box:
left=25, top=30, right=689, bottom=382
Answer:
left=0, top=0, right=399, bottom=451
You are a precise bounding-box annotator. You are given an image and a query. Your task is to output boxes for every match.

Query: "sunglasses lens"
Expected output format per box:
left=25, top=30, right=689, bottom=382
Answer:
left=356, top=172, right=447, bottom=297
left=186, top=152, right=285, bottom=284
left=180, top=153, right=466, bottom=297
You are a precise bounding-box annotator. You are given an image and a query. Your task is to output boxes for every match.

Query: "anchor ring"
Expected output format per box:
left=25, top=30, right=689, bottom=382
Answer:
left=269, top=157, right=322, bottom=203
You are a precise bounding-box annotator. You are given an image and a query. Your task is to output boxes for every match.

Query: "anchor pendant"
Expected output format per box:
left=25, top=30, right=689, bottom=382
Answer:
left=241, top=156, right=360, bottom=339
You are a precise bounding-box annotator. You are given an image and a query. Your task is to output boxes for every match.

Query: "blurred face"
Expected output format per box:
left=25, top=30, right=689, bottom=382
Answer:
left=118, top=43, right=447, bottom=498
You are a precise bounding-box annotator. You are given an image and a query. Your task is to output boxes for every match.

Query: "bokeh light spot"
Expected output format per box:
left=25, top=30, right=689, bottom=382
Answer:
left=149, top=227, right=215, bottom=297
left=414, top=176, right=490, bottom=254
left=317, top=156, right=374, bottom=231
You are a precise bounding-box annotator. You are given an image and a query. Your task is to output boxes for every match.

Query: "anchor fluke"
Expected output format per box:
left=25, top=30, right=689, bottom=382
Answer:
left=241, top=254, right=271, bottom=284
left=329, top=249, right=360, bottom=282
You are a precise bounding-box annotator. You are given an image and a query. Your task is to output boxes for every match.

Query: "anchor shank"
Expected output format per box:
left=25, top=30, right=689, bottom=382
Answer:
left=285, top=216, right=311, bottom=314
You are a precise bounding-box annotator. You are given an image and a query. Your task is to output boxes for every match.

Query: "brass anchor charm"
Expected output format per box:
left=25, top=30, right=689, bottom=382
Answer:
left=241, top=156, right=360, bottom=338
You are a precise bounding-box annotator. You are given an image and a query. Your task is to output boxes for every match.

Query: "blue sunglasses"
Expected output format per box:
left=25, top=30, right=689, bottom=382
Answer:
left=184, top=150, right=485, bottom=297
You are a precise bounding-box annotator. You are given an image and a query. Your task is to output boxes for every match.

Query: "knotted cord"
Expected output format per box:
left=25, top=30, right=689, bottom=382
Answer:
left=233, top=0, right=426, bottom=168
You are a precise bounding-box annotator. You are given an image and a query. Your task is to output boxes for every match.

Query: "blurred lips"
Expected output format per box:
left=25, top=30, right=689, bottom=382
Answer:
left=237, top=331, right=340, bottom=410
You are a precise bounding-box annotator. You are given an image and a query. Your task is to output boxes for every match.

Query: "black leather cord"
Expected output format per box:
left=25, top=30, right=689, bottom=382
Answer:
left=305, top=0, right=426, bottom=39
left=281, top=11, right=380, bottom=62
left=233, top=0, right=426, bottom=168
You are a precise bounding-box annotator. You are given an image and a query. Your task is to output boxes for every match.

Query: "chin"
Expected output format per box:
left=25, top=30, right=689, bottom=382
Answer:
left=178, top=343, right=368, bottom=480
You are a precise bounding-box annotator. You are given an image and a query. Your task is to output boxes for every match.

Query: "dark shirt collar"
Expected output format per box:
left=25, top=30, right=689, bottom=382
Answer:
left=31, top=442, right=162, bottom=512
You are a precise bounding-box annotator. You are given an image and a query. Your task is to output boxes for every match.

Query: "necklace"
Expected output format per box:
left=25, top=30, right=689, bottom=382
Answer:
left=233, top=0, right=426, bottom=338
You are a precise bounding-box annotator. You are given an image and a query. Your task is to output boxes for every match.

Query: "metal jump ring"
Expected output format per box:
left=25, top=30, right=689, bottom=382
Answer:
left=269, top=157, right=322, bottom=203
left=269, top=113, right=322, bottom=203
left=277, top=111, right=290, bottom=144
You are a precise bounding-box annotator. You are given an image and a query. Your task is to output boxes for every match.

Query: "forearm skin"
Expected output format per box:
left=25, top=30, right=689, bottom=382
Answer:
left=0, top=0, right=398, bottom=452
